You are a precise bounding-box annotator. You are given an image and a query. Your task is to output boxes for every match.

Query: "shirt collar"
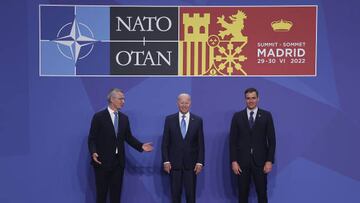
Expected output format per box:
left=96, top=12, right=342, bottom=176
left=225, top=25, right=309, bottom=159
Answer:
left=179, top=111, right=190, bottom=119
left=247, top=107, right=258, bottom=116
left=108, top=106, right=118, bottom=115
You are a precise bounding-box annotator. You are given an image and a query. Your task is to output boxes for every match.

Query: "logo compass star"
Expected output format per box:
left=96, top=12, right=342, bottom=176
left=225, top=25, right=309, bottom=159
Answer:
left=54, top=18, right=96, bottom=63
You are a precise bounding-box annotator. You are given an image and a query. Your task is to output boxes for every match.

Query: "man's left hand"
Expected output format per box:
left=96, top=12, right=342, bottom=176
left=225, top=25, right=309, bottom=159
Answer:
left=194, top=164, right=203, bottom=175
left=263, top=161, right=273, bottom=174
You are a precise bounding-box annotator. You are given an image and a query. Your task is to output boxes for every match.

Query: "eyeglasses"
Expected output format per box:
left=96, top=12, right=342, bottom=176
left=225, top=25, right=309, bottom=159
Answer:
left=113, top=97, right=125, bottom=101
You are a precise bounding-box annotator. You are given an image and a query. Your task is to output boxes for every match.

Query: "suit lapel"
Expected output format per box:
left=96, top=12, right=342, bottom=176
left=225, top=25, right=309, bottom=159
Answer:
left=241, top=109, right=251, bottom=130
left=117, top=112, right=124, bottom=137
left=184, top=114, right=195, bottom=140
left=251, top=108, right=262, bottom=129
left=174, top=114, right=183, bottom=140
left=104, top=109, right=117, bottom=137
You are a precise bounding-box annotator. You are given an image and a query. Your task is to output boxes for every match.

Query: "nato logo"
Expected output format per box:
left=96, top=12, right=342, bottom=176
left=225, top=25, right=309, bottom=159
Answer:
left=54, top=18, right=96, bottom=62
left=40, top=5, right=110, bottom=76
left=40, top=5, right=178, bottom=76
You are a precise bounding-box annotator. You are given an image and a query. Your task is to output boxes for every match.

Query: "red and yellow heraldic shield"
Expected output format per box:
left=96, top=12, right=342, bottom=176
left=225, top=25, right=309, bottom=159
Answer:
left=179, top=6, right=317, bottom=76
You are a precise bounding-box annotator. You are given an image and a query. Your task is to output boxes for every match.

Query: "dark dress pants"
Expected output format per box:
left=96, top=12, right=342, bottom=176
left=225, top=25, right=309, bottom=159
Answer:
left=170, top=169, right=197, bottom=203
left=237, top=156, right=268, bottom=203
left=94, top=156, right=124, bottom=203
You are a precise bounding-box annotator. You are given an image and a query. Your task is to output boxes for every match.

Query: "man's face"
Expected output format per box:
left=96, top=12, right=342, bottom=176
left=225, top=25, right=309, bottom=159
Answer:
left=245, top=91, right=259, bottom=110
left=177, top=95, right=191, bottom=114
left=111, top=91, right=125, bottom=110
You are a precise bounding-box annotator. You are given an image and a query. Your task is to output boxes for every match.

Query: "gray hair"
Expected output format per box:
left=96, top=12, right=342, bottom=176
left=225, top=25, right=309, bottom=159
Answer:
left=177, top=93, right=191, bottom=101
left=107, top=88, right=123, bottom=103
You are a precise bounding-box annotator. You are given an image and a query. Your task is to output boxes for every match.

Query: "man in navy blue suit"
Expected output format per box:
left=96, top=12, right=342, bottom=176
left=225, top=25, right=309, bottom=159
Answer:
left=161, top=93, right=205, bottom=203
left=88, top=88, right=153, bottom=203
left=230, top=88, right=276, bottom=203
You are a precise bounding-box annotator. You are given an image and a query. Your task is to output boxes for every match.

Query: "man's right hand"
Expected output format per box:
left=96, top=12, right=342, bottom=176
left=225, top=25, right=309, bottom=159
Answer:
left=232, top=161, right=242, bottom=175
left=92, top=153, right=102, bottom=165
left=163, top=162, right=171, bottom=174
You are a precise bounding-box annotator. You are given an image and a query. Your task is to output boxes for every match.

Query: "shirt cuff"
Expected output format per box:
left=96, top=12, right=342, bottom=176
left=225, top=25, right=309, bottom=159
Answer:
left=196, top=163, right=203, bottom=166
left=163, top=162, right=170, bottom=165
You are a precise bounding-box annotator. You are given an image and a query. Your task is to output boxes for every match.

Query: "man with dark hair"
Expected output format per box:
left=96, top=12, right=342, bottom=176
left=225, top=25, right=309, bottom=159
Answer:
left=88, top=88, right=153, bottom=203
left=244, top=87, right=259, bottom=97
left=230, top=88, right=276, bottom=203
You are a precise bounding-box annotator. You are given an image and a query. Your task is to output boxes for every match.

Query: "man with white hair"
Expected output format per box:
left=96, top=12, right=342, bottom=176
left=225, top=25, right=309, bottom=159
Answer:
left=161, top=93, right=205, bottom=203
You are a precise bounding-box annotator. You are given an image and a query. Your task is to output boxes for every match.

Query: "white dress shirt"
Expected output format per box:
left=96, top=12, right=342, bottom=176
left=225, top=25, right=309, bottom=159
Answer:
left=179, top=111, right=190, bottom=133
left=163, top=111, right=202, bottom=166
left=247, top=107, right=258, bottom=121
left=108, top=106, right=118, bottom=154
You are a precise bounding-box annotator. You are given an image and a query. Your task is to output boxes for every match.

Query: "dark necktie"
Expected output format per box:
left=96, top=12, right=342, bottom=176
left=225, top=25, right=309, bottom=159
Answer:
left=249, top=111, right=254, bottom=128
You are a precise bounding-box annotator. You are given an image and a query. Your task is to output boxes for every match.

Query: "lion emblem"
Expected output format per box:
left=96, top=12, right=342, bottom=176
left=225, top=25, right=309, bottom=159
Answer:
left=217, top=10, right=247, bottom=41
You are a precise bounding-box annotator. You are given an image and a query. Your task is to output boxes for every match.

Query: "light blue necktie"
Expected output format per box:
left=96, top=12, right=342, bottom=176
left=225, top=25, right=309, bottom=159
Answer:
left=114, top=111, right=119, bottom=136
left=181, top=114, right=186, bottom=139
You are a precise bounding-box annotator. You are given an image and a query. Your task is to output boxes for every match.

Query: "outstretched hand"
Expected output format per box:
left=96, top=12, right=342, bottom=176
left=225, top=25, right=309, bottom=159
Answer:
left=142, top=142, right=153, bottom=152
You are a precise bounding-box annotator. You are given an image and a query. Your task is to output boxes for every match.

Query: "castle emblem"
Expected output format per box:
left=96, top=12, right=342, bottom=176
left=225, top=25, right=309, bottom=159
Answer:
left=180, top=10, right=248, bottom=76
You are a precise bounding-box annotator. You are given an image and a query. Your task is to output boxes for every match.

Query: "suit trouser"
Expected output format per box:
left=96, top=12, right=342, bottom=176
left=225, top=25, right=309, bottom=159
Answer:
left=237, top=156, right=268, bottom=203
left=94, top=161, right=124, bottom=203
left=170, top=169, right=197, bottom=203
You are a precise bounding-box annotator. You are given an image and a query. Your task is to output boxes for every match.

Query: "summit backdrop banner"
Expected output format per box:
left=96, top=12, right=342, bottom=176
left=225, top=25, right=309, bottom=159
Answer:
left=39, top=5, right=317, bottom=77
